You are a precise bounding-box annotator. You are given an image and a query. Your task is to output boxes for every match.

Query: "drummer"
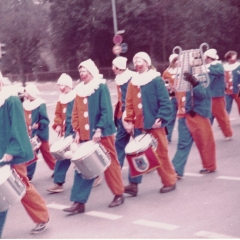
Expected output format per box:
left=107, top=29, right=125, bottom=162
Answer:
left=123, top=52, right=177, bottom=196
left=0, top=72, right=50, bottom=236
left=63, top=59, right=124, bottom=214
left=23, top=84, right=56, bottom=181
left=47, top=73, right=76, bottom=193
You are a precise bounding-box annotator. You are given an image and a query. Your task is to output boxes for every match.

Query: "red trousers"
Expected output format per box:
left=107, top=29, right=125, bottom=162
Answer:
left=149, top=128, right=177, bottom=186
left=212, top=97, right=233, bottom=137
left=13, top=163, right=49, bottom=223
left=186, top=113, right=216, bottom=171
left=39, top=140, right=56, bottom=170
left=100, top=135, right=124, bottom=195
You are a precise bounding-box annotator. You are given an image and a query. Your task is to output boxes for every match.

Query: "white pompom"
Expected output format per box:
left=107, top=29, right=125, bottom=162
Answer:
left=64, top=151, right=73, bottom=159
left=70, top=142, right=78, bottom=153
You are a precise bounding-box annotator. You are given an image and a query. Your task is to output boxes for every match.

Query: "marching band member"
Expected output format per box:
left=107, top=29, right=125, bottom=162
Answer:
left=162, top=53, right=179, bottom=143
left=0, top=74, right=50, bottom=236
left=123, top=52, right=177, bottom=196
left=223, top=51, right=240, bottom=115
left=47, top=73, right=76, bottom=193
left=63, top=59, right=124, bottom=214
left=112, top=56, right=139, bottom=167
left=172, top=71, right=217, bottom=177
left=23, top=84, right=56, bottom=181
left=203, top=49, right=233, bottom=140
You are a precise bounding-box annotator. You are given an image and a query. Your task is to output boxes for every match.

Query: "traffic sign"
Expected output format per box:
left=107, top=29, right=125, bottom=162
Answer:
left=113, top=35, right=123, bottom=45
left=121, top=42, right=128, bottom=53
left=112, top=44, right=122, bottom=55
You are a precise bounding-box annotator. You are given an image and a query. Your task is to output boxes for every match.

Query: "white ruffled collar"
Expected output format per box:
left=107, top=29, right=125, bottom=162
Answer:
left=76, top=78, right=106, bottom=97
left=131, top=69, right=161, bottom=86
left=23, top=97, right=46, bottom=111
left=115, top=69, right=136, bottom=85
left=223, top=62, right=240, bottom=71
left=58, top=89, right=76, bottom=104
left=0, top=86, right=18, bottom=107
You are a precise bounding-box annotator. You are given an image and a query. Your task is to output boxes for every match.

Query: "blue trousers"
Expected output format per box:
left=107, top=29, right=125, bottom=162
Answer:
left=0, top=211, right=7, bottom=239
left=70, top=171, right=95, bottom=203
left=166, top=97, right=178, bottom=142
left=225, top=94, right=234, bottom=114
left=172, top=118, right=193, bottom=176
left=53, top=159, right=71, bottom=184
left=115, top=118, right=142, bottom=184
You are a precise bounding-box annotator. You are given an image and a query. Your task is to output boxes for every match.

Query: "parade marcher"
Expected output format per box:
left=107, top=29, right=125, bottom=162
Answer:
left=203, top=49, right=233, bottom=140
left=223, top=51, right=240, bottom=115
left=47, top=73, right=76, bottom=193
left=112, top=56, right=137, bottom=167
left=63, top=59, right=124, bottom=214
left=123, top=52, right=177, bottom=197
left=23, top=84, right=56, bottom=181
left=0, top=74, right=50, bottom=236
left=171, top=71, right=217, bottom=178
left=112, top=56, right=143, bottom=186
left=162, top=53, right=179, bottom=143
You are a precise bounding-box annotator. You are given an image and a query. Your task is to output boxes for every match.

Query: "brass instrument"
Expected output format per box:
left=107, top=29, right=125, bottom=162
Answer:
left=172, top=43, right=210, bottom=92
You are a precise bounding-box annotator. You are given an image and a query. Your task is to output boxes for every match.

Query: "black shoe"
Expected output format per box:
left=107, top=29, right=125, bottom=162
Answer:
left=199, top=168, right=215, bottom=174
left=109, top=195, right=124, bottom=208
left=160, top=184, right=176, bottom=193
left=124, top=183, right=138, bottom=197
left=63, top=202, right=85, bottom=214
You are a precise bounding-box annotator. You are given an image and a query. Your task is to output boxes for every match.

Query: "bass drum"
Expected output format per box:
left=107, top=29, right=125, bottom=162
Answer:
left=0, top=164, right=26, bottom=211
left=71, top=141, right=111, bottom=179
left=125, top=133, right=161, bottom=177
left=50, top=135, right=73, bottom=160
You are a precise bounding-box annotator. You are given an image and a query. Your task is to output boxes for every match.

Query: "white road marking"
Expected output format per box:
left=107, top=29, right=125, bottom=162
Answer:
left=47, top=203, right=69, bottom=210
left=85, top=211, right=123, bottom=220
left=184, top=172, right=203, bottom=177
left=216, top=176, right=240, bottom=181
left=194, top=230, right=237, bottom=239
left=133, top=219, right=179, bottom=230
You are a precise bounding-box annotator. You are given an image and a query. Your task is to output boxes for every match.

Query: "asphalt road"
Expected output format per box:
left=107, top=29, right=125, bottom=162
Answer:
left=2, top=80, right=240, bottom=239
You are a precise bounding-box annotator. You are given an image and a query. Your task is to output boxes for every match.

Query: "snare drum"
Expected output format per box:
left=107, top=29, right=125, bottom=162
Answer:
left=0, top=165, right=26, bottom=211
left=50, top=135, right=73, bottom=160
left=30, top=135, right=42, bottom=151
left=125, top=134, right=161, bottom=177
left=71, top=141, right=111, bottom=179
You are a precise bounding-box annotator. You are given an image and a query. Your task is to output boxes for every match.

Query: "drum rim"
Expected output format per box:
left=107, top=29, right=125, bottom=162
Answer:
left=125, top=134, right=152, bottom=154
left=71, top=141, right=99, bottom=161
left=50, top=136, right=73, bottom=153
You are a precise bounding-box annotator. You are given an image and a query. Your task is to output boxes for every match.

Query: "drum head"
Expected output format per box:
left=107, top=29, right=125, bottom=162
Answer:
left=50, top=135, right=73, bottom=152
left=71, top=141, right=98, bottom=160
left=125, top=134, right=152, bottom=154
left=0, top=165, right=11, bottom=185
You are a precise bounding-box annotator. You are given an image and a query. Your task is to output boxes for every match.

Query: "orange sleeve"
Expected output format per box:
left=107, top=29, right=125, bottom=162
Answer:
left=124, top=82, right=135, bottom=123
left=52, top=101, right=63, bottom=130
left=71, top=97, right=80, bottom=132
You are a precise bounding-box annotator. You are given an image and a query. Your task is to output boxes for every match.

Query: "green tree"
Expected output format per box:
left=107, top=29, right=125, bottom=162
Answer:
left=0, top=0, right=49, bottom=85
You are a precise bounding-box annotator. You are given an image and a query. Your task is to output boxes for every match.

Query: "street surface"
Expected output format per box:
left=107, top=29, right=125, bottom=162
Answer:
left=2, top=80, right=240, bottom=239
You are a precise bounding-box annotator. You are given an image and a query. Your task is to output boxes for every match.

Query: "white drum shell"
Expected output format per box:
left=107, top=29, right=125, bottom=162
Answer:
left=0, top=165, right=26, bottom=211
left=50, top=136, right=73, bottom=160
left=71, top=141, right=111, bottom=179
left=30, top=135, right=42, bottom=151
